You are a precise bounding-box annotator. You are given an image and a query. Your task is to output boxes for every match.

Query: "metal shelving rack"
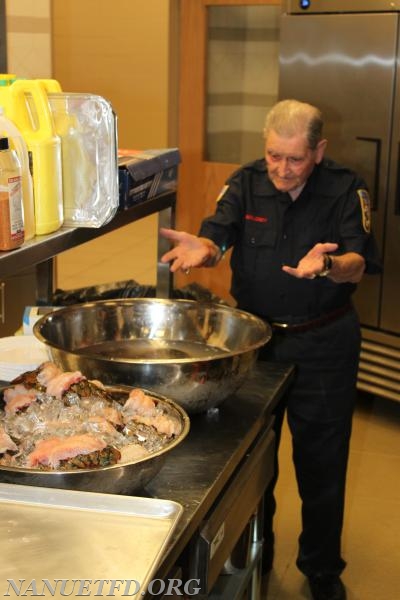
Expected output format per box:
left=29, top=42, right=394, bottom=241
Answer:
left=0, top=191, right=176, bottom=310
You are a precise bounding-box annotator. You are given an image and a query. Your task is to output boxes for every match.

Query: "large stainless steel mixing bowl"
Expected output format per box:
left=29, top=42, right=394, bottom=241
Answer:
left=0, top=387, right=189, bottom=495
left=33, top=298, right=272, bottom=413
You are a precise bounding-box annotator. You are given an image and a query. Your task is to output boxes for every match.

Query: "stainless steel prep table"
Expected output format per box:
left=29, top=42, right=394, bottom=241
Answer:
left=145, top=361, right=294, bottom=599
left=0, top=359, right=293, bottom=599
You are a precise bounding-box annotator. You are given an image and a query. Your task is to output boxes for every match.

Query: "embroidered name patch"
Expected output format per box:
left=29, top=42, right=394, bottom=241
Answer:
left=357, top=189, right=371, bottom=233
left=245, top=214, right=268, bottom=223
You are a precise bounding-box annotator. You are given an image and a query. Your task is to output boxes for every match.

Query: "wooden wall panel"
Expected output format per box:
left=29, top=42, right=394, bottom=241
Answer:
left=51, top=0, right=179, bottom=290
left=176, top=1, right=280, bottom=302
left=51, top=0, right=178, bottom=149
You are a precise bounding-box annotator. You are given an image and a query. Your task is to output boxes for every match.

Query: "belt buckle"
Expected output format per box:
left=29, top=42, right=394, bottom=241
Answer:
left=271, top=321, right=292, bottom=330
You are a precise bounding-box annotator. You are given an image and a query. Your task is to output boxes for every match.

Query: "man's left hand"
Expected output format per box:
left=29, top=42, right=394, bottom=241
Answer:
left=282, top=242, right=338, bottom=279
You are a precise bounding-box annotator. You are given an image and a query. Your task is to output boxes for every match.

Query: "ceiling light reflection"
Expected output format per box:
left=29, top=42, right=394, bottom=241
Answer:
left=280, top=52, right=394, bottom=68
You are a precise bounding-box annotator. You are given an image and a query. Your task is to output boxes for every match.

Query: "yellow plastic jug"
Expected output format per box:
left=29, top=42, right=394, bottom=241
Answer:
left=38, top=79, right=63, bottom=93
left=0, top=79, right=63, bottom=235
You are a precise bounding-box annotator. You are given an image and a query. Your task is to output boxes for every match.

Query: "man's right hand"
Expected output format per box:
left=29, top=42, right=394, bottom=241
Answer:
left=160, top=228, right=220, bottom=273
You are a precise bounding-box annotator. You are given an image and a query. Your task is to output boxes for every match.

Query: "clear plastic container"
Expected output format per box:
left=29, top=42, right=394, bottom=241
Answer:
left=46, top=92, right=119, bottom=227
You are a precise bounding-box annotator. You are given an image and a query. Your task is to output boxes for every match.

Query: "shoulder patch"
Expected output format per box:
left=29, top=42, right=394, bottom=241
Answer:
left=357, top=189, right=371, bottom=233
left=216, top=185, right=229, bottom=203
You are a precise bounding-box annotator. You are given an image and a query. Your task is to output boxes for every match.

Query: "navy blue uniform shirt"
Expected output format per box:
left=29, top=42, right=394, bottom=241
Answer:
left=198, top=157, right=382, bottom=320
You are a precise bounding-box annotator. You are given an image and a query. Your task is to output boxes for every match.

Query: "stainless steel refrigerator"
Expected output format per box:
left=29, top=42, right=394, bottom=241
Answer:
left=279, top=0, right=400, bottom=401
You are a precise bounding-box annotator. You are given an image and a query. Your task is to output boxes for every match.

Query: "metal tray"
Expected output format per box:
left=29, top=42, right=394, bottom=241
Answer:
left=0, top=483, right=182, bottom=598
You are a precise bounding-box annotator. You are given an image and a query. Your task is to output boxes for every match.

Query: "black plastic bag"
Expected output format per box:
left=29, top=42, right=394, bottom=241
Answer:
left=52, top=280, right=226, bottom=306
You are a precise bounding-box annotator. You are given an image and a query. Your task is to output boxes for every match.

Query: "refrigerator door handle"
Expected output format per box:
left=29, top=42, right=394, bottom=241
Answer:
left=355, top=137, right=381, bottom=211
left=396, top=142, right=400, bottom=216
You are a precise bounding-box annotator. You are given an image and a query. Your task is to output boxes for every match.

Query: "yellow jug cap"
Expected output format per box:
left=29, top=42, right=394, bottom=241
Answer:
left=0, top=74, right=17, bottom=85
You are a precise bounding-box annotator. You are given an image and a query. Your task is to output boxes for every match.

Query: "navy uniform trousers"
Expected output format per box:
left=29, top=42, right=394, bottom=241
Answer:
left=258, top=308, right=361, bottom=577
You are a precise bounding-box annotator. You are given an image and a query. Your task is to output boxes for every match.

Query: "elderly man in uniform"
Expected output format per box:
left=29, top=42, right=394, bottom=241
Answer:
left=160, top=99, right=381, bottom=600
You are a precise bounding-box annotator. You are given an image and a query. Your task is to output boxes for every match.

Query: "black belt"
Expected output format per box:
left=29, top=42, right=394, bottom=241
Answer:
left=270, top=303, right=353, bottom=334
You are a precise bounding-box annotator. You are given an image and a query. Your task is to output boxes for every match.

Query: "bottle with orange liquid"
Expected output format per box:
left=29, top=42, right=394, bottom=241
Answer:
left=0, top=136, right=24, bottom=251
left=0, top=106, right=35, bottom=240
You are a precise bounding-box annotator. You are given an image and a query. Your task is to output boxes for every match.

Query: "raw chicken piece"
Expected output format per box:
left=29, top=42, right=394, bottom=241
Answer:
left=3, top=384, right=38, bottom=414
left=122, top=388, right=156, bottom=417
left=102, top=406, right=123, bottom=426
left=119, top=444, right=149, bottom=463
left=27, top=434, right=106, bottom=468
left=45, top=371, right=86, bottom=400
left=122, top=388, right=181, bottom=437
left=36, top=362, right=63, bottom=387
left=89, top=379, right=106, bottom=390
left=131, top=413, right=181, bottom=438
left=0, top=425, right=18, bottom=453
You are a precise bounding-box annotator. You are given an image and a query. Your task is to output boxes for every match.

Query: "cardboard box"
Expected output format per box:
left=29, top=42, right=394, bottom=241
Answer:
left=118, top=148, right=181, bottom=209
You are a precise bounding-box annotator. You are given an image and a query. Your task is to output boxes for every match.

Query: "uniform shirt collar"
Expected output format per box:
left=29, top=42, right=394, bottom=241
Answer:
left=289, top=182, right=306, bottom=201
left=259, top=159, right=333, bottom=200
left=254, top=158, right=336, bottom=201
left=256, top=158, right=311, bottom=202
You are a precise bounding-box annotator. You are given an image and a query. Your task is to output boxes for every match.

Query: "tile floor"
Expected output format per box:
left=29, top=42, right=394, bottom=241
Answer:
left=56, top=216, right=400, bottom=600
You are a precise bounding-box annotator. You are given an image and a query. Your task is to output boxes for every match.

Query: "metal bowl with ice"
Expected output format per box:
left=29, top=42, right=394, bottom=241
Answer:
left=0, top=385, right=189, bottom=495
left=33, top=298, right=272, bottom=413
